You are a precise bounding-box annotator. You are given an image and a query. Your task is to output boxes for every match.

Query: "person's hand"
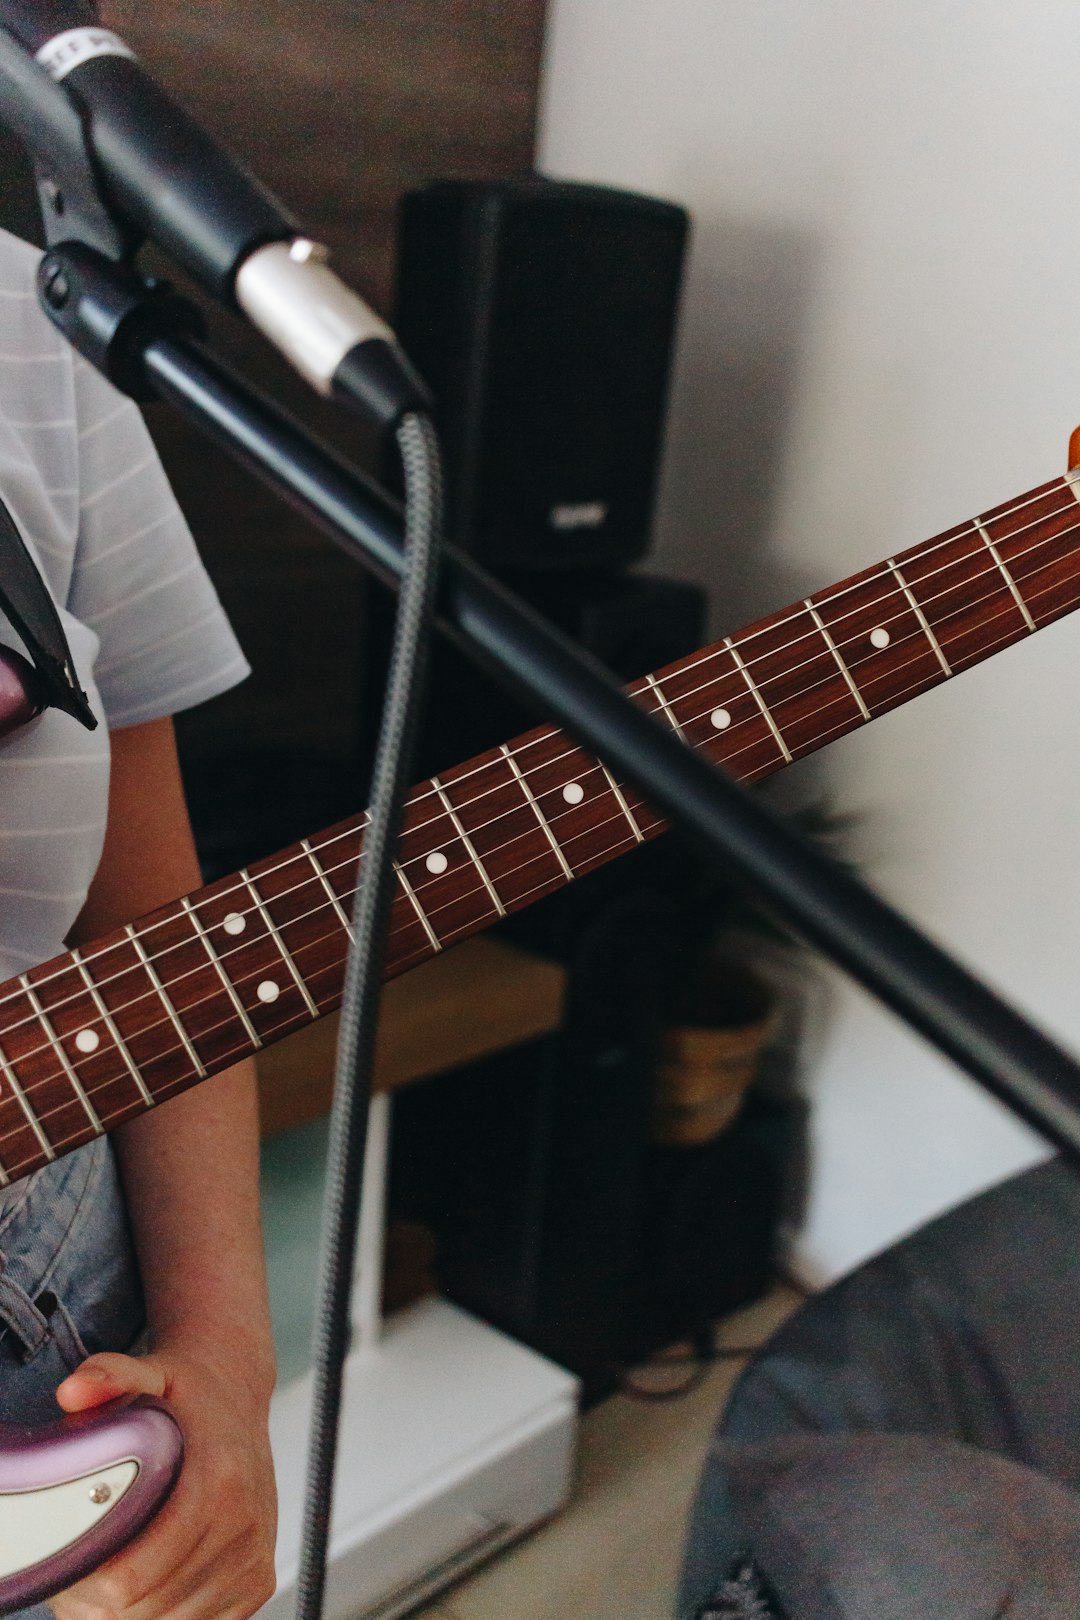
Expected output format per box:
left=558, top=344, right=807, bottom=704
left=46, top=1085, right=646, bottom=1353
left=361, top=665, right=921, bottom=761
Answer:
left=49, top=1346, right=277, bottom=1620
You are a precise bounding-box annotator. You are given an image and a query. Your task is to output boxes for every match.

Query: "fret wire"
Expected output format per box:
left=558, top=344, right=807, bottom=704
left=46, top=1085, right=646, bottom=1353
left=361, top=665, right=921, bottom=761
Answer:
left=0, top=808, right=660, bottom=1152
left=804, top=600, right=871, bottom=722
left=434, top=823, right=642, bottom=947
left=59, top=509, right=1080, bottom=1021
left=181, top=897, right=263, bottom=1050
left=240, top=868, right=320, bottom=1019
left=1, top=490, right=1080, bottom=1053
left=974, top=521, right=1037, bottom=634
left=654, top=486, right=1075, bottom=708
left=723, top=532, right=1048, bottom=729
left=689, top=627, right=933, bottom=741
left=0, top=796, right=728, bottom=1147
left=11, top=487, right=1080, bottom=1040
left=0, top=614, right=943, bottom=1081
left=767, top=477, right=1067, bottom=636
left=624, top=493, right=1075, bottom=745
left=0, top=1037, right=54, bottom=1161
left=724, top=636, right=793, bottom=763
left=887, top=559, right=953, bottom=677
left=67, top=955, right=152, bottom=1112
left=661, top=478, right=1075, bottom=692
left=37, top=561, right=1080, bottom=1112
left=681, top=591, right=923, bottom=734
left=644, top=673, right=688, bottom=741
left=0, top=598, right=1049, bottom=1160
left=131, top=583, right=1080, bottom=1058
left=786, top=488, right=1071, bottom=663
left=604, top=482, right=1069, bottom=723
left=428, top=806, right=645, bottom=938
left=598, top=762, right=646, bottom=844
left=679, top=617, right=925, bottom=736
left=393, top=860, right=442, bottom=953
left=0, top=524, right=1062, bottom=1075
left=500, top=743, right=574, bottom=879
left=301, top=839, right=355, bottom=940
left=397, top=582, right=1067, bottom=928
left=21, top=971, right=106, bottom=1129
left=430, top=775, right=507, bottom=918
left=125, top=923, right=206, bottom=1081
left=689, top=538, right=1029, bottom=734
left=4, top=577, right=1072, bottom=1141
left=43, top=506, right=1080, bottom=1031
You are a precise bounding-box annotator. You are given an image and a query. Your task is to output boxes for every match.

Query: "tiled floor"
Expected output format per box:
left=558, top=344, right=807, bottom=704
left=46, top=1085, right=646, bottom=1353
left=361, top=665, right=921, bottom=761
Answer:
left=416, top=1285, right=803, bottom=1620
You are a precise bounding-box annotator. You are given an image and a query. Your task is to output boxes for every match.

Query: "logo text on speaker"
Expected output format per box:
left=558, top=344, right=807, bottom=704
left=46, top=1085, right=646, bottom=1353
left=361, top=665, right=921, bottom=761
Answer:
left=550, top=502, right=609, bottom=532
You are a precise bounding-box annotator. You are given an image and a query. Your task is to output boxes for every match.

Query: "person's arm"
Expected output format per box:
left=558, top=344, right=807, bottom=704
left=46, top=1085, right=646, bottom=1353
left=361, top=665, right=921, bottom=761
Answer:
left=53, top=715, right=278, bottom=1620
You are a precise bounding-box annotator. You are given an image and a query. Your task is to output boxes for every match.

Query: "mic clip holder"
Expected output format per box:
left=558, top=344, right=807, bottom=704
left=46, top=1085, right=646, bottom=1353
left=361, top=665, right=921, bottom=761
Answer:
left=36, top=243, right=204, bottom=401
left=0, top=25, right=138, bottom=262
left=0, top=26, right=428, bottom=431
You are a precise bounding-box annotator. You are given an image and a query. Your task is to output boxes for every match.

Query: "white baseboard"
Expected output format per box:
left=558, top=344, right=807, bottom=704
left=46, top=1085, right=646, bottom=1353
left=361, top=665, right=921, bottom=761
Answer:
left=263, top=1296, right=580, bottom=1620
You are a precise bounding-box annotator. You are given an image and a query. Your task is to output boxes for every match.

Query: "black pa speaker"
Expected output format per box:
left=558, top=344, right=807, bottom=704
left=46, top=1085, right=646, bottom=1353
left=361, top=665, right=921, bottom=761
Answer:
left=394, top=177, right=689, bottom=572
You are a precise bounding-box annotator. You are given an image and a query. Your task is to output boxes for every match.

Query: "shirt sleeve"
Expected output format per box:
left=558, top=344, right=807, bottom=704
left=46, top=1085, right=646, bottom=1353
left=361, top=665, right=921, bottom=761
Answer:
left=66, top=354, right=250, bottom=729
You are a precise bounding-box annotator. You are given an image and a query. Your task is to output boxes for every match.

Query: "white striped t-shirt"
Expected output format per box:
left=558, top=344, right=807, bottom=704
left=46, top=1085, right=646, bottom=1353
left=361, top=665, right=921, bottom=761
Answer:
left=0, top=226, right=249, bottom=989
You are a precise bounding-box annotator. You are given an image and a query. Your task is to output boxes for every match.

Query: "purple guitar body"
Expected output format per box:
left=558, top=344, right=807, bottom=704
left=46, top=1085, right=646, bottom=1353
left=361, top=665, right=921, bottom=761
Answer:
left=0, top=1397, right=183, bottom=1612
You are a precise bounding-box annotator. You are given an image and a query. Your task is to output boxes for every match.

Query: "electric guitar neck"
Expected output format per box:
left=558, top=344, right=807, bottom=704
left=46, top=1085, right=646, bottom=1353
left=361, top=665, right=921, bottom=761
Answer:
left=1, top=468, right=1077, bottom=1187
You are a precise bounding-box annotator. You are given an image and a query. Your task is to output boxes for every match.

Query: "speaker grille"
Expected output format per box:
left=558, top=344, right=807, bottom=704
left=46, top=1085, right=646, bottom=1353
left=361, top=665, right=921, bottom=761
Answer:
left=395, top=178, right=689, bottom=571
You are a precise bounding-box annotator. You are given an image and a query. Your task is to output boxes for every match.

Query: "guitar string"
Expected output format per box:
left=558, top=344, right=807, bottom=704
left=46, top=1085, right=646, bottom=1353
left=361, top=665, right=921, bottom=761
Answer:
left=0, top=475, right=1075, bottom=1052
left=0, top=592, right=1057, bottom=1174
left=0, top=522, right=1067, bottom=1108
left=0, top=804, right=655, bottom=1150
left=647, top=526, right=1047, bottom=738
left=0, top=512, right=1073, bottom=1060
left=2, top=582, right=1067, bottom=1168
left=0, top=564, right=1032, bottom=1061
left=2, top=471, right=1070, bottom=1032
left=0, top=575, right=1066, bottom=1149
left=241, top=479, right=1059, bottom=891
left=638, top=480, right=1079, bottom=694
left=134, top=486, right=1080, bottom=889
left=10, top=470, right=1074, bottom=1033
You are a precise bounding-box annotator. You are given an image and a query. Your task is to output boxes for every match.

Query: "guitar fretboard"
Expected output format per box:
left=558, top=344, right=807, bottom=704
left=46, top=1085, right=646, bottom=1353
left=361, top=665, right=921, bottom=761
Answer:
left=0, top=470, right=1078, bottom=1183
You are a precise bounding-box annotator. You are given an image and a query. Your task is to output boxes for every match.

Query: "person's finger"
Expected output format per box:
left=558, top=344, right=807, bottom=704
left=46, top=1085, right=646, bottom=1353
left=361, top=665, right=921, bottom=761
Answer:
left=55, top=1351, right=168, bottom=1412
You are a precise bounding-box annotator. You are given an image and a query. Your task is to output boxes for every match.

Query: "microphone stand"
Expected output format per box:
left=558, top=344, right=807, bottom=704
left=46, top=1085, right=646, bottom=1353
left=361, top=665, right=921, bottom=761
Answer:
left=30, top=239, right=1080, bottom=1170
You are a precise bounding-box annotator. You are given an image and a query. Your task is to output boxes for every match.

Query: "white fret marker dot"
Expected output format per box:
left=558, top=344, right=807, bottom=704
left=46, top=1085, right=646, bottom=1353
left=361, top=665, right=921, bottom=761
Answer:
left=426, top=852, right=449, bottom=875
left=257, top=981, right=280, bottom=1004
left=75, top=1029, right=100, bottom=1054
left=870, top=627, right=891, bottom=650
left=562, top=782, right=585, bottom=805
left=223, top=912, right=246, bottom=936
left=710, top=708, right=732, bottom=731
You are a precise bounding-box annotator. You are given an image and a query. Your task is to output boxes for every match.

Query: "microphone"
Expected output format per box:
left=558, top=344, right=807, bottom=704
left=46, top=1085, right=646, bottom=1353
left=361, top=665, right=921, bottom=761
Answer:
left=0, top=2, right=430, bottom=427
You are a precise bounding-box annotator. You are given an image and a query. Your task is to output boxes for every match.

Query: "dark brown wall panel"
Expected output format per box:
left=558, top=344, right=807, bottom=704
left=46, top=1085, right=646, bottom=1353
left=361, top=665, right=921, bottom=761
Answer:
left=104, top=1, right=548, bottom=311
left=80, top=1, right=549, bottom=772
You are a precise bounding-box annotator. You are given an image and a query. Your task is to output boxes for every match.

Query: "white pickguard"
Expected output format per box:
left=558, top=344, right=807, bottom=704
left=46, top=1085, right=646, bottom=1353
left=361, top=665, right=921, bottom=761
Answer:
left=0, top=1460, right=138, bottom=1577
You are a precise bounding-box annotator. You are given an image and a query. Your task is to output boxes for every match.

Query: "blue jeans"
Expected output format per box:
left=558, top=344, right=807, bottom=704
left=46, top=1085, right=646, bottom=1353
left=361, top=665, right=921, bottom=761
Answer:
left=0, top=1139, right=146, bottom=1619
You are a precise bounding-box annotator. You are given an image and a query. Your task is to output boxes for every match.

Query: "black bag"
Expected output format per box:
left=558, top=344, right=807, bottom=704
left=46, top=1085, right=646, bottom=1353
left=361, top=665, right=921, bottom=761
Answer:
left=681, top=1159, right=1080, bottom=1619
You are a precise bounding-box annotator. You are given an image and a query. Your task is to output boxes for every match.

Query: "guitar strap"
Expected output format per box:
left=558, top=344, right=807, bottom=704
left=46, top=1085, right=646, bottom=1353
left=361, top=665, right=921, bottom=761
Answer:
left=0, top=491, right=96, bottom=730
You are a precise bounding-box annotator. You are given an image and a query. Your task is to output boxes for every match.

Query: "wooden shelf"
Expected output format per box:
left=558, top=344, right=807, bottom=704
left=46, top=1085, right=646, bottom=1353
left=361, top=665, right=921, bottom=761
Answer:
left=257, top=937, right=567, bottom=1137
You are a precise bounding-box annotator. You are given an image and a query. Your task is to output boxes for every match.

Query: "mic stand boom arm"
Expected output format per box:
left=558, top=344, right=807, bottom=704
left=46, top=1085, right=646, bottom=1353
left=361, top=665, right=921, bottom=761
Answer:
left=35, top=240, right=1080, bottom=1170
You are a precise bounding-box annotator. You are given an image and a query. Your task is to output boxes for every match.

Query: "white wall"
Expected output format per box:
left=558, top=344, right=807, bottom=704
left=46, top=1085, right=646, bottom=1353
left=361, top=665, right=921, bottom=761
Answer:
left=538, top=0, right=1080, bottom=1281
